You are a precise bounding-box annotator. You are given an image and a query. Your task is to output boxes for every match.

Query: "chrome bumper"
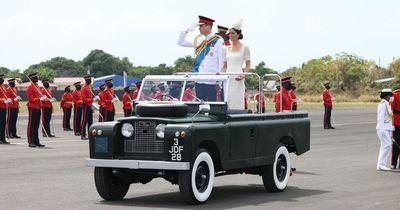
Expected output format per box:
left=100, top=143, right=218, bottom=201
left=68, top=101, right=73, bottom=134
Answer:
left=85, top=159, right=190, bottom=170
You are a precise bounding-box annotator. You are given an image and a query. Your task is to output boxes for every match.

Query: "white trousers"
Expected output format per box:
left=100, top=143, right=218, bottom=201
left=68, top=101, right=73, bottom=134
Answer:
left=376, top=129, right=392, bottom=168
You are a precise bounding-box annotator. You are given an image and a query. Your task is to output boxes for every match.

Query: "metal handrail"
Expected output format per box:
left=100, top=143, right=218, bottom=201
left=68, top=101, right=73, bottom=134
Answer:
left=262, top=74, right=282, bottom=113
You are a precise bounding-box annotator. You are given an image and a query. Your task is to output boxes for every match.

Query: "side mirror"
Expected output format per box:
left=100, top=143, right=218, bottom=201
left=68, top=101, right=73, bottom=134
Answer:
left=199, top=104, right=210, bottom=113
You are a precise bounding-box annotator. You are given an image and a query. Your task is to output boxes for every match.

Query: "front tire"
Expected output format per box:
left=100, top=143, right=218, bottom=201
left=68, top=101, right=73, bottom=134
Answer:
left=94, top=167, right=130, bottom=200
left=179, top=149, right=215, bottom=204
left=262, top=145, right=291, bottom=192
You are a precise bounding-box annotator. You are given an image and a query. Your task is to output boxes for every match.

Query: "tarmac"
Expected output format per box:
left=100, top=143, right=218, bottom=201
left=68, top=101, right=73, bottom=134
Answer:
left=1, top=107, right=399, bottom=210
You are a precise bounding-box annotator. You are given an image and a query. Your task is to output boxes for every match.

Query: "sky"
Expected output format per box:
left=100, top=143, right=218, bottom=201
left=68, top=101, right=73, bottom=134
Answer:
left=0, top=0, right=399, bottom=72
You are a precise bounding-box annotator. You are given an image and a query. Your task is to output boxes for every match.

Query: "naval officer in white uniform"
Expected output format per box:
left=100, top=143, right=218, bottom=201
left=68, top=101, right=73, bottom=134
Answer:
left=376, top=88, right=394, bottom=171
left=177, top=15, right=224, bottom=102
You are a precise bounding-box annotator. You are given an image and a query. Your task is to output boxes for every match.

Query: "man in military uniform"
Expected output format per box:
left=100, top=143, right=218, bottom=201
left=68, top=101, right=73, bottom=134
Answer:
left=177, top=15, right=224, bottom=101
left=41, top=79, right=55, bottom=137
left=391, top=89, right=400, bottom=169
left=216, top=25, right=230, bottom=46
left=280, top=77, right=293, bottom=112
left=122, top=86, right=132, bottom=117
left=80, top=75, right=93, bottom=140
left=26, top=72, right=46, bottom=147
left=0, top=74, right=10, bottom=144
left=73, top=82, right=83, bottom=136
left=6, top=78, right=21, bottom=138
left=274, top=85, right=281, bottom=112
left=132, top=81, right=142, bottom=115
left=95, top=84, right=105, bottom=122
left=290, top=83, right=297, bottom=111
left=103, top=79, right=116, bottom=122
left=60, top=85, right=73, bottom=131
left=322, top=82, right=335, bottom=129
left=254, top=86, right=265, bottom=113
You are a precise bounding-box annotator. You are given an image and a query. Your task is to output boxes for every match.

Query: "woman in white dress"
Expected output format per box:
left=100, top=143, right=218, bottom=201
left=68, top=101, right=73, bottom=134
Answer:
left=221, top=19, right=251, bottom=109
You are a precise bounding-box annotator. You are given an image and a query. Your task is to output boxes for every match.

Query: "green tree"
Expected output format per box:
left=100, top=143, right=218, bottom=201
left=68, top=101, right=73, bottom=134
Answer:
left=82, top=49, right=133, bottom=77
left=173, top=55, right=194, bottom=73
left=22, top=66, right=55, bottom=82
left=0, top=67, right=11, bottom=75
left=390, top=58, right=400, bottom=79
left=29, top=57, right=86, bottom=77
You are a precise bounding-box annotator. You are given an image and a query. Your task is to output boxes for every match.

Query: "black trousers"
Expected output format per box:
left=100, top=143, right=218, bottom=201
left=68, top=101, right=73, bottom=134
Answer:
left=0, top=108, right=6, bottom=141
left=195, top=83, right=216, bottom=102
left=81, top=104, right=93, bottom=137
left=42, top=107, right=52, bottom=136
left=7, top=107, right=18, bottom=137
left=104, top=109, right=114, bottom=122
left=27, top=108, right=41, bottom=145
left=62, top=107, right=72, bottom=129
left=99, top=107, right=105, bottom=122
left=323, top=105, right=332, bottom=128
left=392, top=125, right=400, bottom=167
left=74, top=106, right=82, bottom=134
left=124, top=109, right=132, bottom=117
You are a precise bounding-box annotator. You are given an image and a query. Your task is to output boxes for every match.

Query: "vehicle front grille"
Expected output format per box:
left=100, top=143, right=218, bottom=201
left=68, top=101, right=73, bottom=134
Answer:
left=124, top=121, right=164, bottom=153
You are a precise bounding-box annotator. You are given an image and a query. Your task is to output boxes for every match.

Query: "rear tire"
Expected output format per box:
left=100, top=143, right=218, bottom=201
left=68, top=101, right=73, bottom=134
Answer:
left=94, top=167, right=130, bottom=200
left=262, top=145, right=291, bottom=192
left=179, top=149, right=215, bottom=204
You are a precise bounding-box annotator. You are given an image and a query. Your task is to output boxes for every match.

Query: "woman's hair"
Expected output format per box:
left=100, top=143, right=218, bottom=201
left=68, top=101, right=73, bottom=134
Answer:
left=232, top=28, right=243, bottom=39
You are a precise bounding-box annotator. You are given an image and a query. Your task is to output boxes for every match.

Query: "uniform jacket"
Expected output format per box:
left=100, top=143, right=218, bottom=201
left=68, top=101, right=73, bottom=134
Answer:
left=72, top=90, right=83, bottom=107
left=122, top=92, right=132, bottom=110
left=26, top=83, right=41, bottom=110
left=81, top=85, right=93, bottom=106
left=290, top=90, right=297, bottom=107
left=98, top=91, right=106, bottom=108
left=377, top=99, right=394, bottom=131
left=391, top=90, right=400, bottom=126
left=103, top=88, right=114, bottom=112
left=6, top=87, right=19, bottom=109
left=61, top=92, right=73, bottom=109
left=41, top=88, right=53, bottom=108
left=323, top=89, right=332, bottom=106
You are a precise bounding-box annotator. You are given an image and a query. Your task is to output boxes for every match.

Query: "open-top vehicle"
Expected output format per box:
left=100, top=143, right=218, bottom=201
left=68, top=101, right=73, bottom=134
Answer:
left=85, top=73, right=310, bottom=204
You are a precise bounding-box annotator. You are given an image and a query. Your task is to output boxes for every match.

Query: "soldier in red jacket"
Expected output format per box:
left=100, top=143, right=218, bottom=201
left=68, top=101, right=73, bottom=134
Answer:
left=41, top=79, right=55, bottom=137
left=61, top=85, right=73, bottom=131
left=96, top=84, right=106, bottom=122
left=6, top=78, right=21, bottom=139
left=274, top=85, right=281, bottom=112
left=0, top=74, right=10, bottom=144
left=72, top=82, right=83, bottom=136
left=276, top=76, right=293, bottom=112
left=122, top=86, right=132, bottom=117
left=322, top=82, right=335, bottom=129
left=391, top=89, right=400, bottom=169
left=290, top=83, right=297, bottom=111
left=80, top=75, right=93, bottom=140
left=26, top=72, right=46, bottom=147
left=254, top=86, right=265, bottom=113
left=132, top=81, right=142, bottom=116
left=103, top=79, right=116, bottom=122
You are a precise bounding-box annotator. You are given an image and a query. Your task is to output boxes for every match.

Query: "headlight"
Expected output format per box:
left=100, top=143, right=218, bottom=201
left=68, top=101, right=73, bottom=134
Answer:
left=121, top=123, right=134, bottom=138
left=156, top=124, right=166, bottom=139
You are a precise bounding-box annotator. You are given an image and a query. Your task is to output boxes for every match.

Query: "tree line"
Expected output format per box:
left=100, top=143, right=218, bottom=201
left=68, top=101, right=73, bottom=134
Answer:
left=1, top=49, right=399, bottom=96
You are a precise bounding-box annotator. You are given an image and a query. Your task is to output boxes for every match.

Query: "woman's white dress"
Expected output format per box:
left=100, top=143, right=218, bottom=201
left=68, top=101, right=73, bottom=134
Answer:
left=225, top=44, right=250, bottom=109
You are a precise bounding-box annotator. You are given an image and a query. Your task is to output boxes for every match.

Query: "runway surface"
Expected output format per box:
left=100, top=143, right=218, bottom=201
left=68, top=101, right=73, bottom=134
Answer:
left=1, top=108, right=399, bottom=209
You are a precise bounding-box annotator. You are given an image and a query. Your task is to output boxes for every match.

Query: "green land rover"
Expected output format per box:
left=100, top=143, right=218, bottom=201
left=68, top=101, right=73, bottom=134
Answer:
left=85, top=74, right=310, bottom=204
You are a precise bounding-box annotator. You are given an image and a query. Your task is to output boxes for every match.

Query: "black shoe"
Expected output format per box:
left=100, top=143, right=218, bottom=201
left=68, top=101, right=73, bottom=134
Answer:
left=28, top=143, right=37, bottom=147
left=7, top=135, right=13, bottom=139
left=63, top=128, right=68, bottom=131
left=74, top=133, right=80, bottom=136
left=13, top=135, right=21, bottom=139
left=81, top=137, right=88, bottom=140
left=36, top=144, right=45, bottom=147
left=48, top=134, right=55, bottom=137
left=67, top=128, right=73, bottom=131
left=1, top=140, right=10, bottom=144
left=329, top=127, right=335, bottom=129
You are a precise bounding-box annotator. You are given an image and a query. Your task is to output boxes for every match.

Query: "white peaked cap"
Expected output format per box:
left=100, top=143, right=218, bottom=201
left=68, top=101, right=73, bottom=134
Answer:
left=381, top=88, right=392, bottom=93
left=231, top=18, right=243, bottom=30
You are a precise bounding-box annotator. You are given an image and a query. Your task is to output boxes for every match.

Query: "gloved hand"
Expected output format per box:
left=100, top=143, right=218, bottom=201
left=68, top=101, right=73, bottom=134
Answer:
left=186, top=23, right=198, bottom=32
left=16, top=96, right=22, bottom=101
left=51, top=97, right=56, bottom=102
left=93, top=96, right=99, bottom=101
left=40, top=95, right=47, bottom=101
left=92, top=103, right=100, bottom=110
left=4, top=98, right=12, bottom=104
left=112, top=98, right=119, bottom=103
left=332, top=96, right=336, bottom=101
